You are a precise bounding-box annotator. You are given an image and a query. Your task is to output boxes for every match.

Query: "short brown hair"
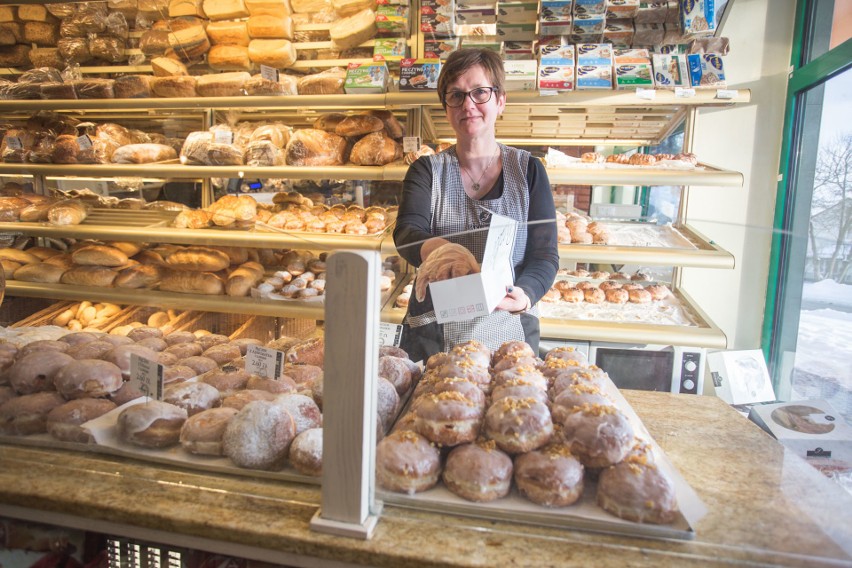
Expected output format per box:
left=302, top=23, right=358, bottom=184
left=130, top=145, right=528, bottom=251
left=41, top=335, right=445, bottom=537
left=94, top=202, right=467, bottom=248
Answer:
left=437, top=48, right=505, bottom=108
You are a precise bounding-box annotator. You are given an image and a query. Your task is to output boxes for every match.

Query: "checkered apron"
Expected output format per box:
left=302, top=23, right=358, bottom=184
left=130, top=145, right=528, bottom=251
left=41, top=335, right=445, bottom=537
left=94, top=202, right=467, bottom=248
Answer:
left=404, top=143, right=537, bottom=352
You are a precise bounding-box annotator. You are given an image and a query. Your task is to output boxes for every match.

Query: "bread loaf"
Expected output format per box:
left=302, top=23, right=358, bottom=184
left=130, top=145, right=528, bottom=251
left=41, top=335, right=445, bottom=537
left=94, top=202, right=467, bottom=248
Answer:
left=140, top=29, right=170, bottom=56
left=208, top=194, right=257, bottom=225
left=19, top=199, right=57, bottom=220
left=18, top=5, right=57, bottom=23
left=247, top=15, right=293, bottom=39
left=61, top=266, right=118, bottom=287
left=244, top=140, right=283, bottom=166
left=244, top=73, right=298, bottom=95
left=297, top=67, right=346, bottom=95
left=173, top=208, right=212, bottom=228
left=329, top=8, right=375, bottom=49
left=349, top=131, right=402, bottom=166
left=248, top=39, right=296, bottom=68
left=169, top=0, right=206, bottom=17
left=151, top=56, right=189, bottom=76
left=28, top=47, right=63, bottom=68
left=291, top=0, right=330, bottom=12
left=0, top=26, right=17, bottom=46
left=151, top=76, right=197, bottom=97
left=0, top=7, right=17, bottom=23
left=48, top=200, right=89, bottom=225
left=245, top=0, right=292, bottom=16
left=13, top=263, right=67, bottom=283
left=165, top=247, right=231, bottom=271
left=196, top=71, right=251, bottom=96
left=332, top=0, right=375, bottom=16
left=366, top=109, right=404, bottom=139
left=23, top=21, right=59, bottom=46
left=207, top=45, right=251, bottom=71
left=72, top=78, right=116, bottom=99
left=168, top=24, right=210, bottom=61
left=114, top=75, right=154, bottom=98
left=206, top=20, right=250, bottom=46
left=160, top=270, right=225, bottom=294
left=115, top=264, right=162, bottom=288
left=0, top=247, right=40, bottom=264
left=111, top=143, right=178, bottom=164
left=284, top=128, right=347, bottom=166
left=202, top=0, right=250, bottom=20
left=0, top=44, right=31, bottom=67
left=226, top=261, right=264, bottom=296
left=207, top=142, right=243, bottom=165
left=335, top=114, right=384, bottom=137
left=71, top=245, right=129, bottom=267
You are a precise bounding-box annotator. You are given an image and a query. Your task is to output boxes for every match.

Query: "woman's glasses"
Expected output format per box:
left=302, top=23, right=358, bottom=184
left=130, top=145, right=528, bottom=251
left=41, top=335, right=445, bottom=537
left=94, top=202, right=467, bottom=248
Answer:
left=443, top=86, right=498, bottom=108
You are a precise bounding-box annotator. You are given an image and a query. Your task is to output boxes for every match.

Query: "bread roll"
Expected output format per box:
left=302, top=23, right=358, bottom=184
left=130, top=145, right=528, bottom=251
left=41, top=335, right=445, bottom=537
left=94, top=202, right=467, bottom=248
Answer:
left=349, top=131, right=402, bottom=166
left=196, top=71, right=251, bottom=95
left=329, top=8, right=375, bottom=49
left=203, top=0, right=250, bottom=20
left=72, top=244, right=129, bottom=267
left=206, top=20, right=250, bottom=46
left=247, top=15, right=293, bottom=39
left=248, top=39, right=296, bottom=68
left=165, top=246, right=231, bottom=271
left=244, top=73, right=298, bottom=95
left=160, top=269, right=225, bottom=294
left=151, top=56, right=189, bottom=77
left=284, top=128, right=347, bottom=166
left=61, top=266, right=118, bottom=287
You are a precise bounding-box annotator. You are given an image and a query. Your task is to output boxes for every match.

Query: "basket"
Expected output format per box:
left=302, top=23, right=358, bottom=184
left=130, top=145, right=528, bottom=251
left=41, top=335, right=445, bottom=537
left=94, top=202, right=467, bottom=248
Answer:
left=5, top=300, right=73, bottom=328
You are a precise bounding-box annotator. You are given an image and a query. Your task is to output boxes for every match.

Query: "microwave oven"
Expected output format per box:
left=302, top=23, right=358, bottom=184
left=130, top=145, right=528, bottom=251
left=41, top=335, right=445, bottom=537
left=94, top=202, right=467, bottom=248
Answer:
left=540, top=340, right=705, bottom=395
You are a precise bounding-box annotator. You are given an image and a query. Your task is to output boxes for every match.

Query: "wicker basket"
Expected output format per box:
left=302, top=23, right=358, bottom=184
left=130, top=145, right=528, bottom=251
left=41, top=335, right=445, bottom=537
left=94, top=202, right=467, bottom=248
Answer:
left=5, top=300, right=73, bottom=328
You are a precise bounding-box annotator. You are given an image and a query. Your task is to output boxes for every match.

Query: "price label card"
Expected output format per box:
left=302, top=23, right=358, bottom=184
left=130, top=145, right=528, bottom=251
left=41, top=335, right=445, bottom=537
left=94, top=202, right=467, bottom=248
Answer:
left=675, top=87, right=696, bottom=98
left=539, top=89, right=559, bottom=97
left=129, top=353, right=164, bottom=401
left=402, top=136, right=421, bottom=153
left=213, top=129, right=234, bottom=144
left=76, top=134, right=93, bottom=150
left=260, top=64, right=279, bottom=82
left=5, top=136, right=22, bottom=150
left=379, top=322, right=403, bottom=347
left=246, top=344, right=284, bottom=379
left=715, top=89, right=738, bottom=100
left=636, top=87, right=656, bottom=100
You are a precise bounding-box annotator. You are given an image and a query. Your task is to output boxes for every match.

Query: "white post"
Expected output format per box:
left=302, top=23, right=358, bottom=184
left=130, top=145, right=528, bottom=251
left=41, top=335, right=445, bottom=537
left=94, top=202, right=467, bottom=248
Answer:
left=310, top=250, right=381, bottom=539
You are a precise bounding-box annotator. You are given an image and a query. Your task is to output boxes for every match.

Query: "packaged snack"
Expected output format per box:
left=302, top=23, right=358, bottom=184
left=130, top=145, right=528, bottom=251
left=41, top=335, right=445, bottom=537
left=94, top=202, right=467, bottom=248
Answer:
left=687, top=52, right=725, bottom=88
left=399, top=58, right=441, bottom=90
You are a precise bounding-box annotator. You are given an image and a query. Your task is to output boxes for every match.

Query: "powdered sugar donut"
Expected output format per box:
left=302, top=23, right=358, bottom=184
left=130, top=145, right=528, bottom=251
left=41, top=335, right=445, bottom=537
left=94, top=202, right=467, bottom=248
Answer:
left=583, top=288, right=605, bottom=304
left=8, top=351, right=74, bottom=394
left=54, top=359, right=123, bottom=399
left=442, top=440, right=513, bottom=502
left=180, top=406, right=238, bottom=456
left=46, top=398, right=117, bottom=443
left=164, top=381, right=221, bottom=415
left=484, top=397, right=553, bottom=454
left=289, top=427, right=323, bottom=476
left=605, top=288, right=629, bottom=304
left=378, top=355, right=413, bottom=395
left=222, top=389, right=279, bottom=410
left=118, top=400, right=188, bottom=448
left=376, top=430, right=441, bottom=494
left=1, top=391, right=66, bottom=435
left=377, top=376, right=400, bottom=429
left=274, top=393, right=322, bottom=435
left=646, top=284, right=671, bottom=300
left=223, top=400, right=296, bottom=470
left=514, top=443, right=585, bottom=507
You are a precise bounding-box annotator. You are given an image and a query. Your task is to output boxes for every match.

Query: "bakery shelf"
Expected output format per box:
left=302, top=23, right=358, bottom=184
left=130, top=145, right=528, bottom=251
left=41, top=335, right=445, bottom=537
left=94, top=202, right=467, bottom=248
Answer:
left=5, top=282, right=326, bottom=319
left=545, top=162, right=743, bottom=187
left=0, top=210, right=394, bottom=251
left=557, top=223, right=734, bottom=269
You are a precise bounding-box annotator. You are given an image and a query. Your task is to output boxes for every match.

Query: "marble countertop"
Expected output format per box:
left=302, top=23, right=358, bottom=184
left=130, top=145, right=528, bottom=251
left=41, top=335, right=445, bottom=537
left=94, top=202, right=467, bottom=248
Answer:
left=1, top=391, right=851, bottom=567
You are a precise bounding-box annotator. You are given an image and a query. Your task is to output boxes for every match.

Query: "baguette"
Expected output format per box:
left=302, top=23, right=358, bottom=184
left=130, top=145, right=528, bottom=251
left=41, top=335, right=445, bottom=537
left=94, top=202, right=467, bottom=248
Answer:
left=0, top=248, right=41, bottom=264
left=115, top=264, right=163, bottom=288
left=60, top=266, right=118, bottom=287
left=160, top=269, right=225, bottom=294
left=47, top=200, right=89, bottom=226
left=13, top=262, right=66, bottom=283
left=226, top=261, right=264, bottom=296
left=165, top=246, right=231, bottom=272
left=71, top=245, right=129, bottom=267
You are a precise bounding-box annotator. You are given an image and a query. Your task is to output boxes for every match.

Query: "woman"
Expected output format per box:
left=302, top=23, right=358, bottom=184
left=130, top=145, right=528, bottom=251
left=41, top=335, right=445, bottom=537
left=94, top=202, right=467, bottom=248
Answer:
left=394, top=48, right=559, bottom=362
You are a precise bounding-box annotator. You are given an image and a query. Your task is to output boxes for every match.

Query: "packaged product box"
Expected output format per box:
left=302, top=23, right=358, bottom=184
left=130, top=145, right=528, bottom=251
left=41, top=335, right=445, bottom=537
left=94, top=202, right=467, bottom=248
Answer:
left=748, top=399, right=852, bottom=462
left=576, top=42, right=613, bottom=65
left=576, top=64, right=613, bottom=89
left=614, top=62, right=654, bottom=88
left=420, top=3, right=456, bottom=37
left=614, top=47, right=650, bottom=62
left=456, top=22, right=498, bottom=36
left=603, top=18, right=634, bottom=45
left=377, top=0, right=410, bottom=6
left=634, top=1, right=668, bottom=23
left=497, top=0, right=539, bottom=23
left=633, top=22, right=665, bottom=45
left=665, top=0, right=679, bottom=23
left=605, top=0, right=639, bottom=19
left=503, top=40, right=536, bottom=59
left=373, top=38, right=407, bottom=62
left=455, top=2, right=497, bottom=24
left=344, top=61, right=390, bottom=94
left=573, top=0, right=606, bottom=15
left=376, top=4, right=409, bottom=33
left=398, top=58, right=441, bottom=90
left=572, top=12, right=606, bottom=35
left=539, top=18, right=572, bottom=37
left=679, top=0, right=715, bottom=37
left=654, top=42, right=686, bottom=53
left=662, top=22, right=687, bottom=45
left=496, top=22, right=538, bottom=41
left=540, top=43, right=575, bottom=64
left=541, top=0, right=574, bottom=18
left=423, top=37, right=459, bottom=58
left=461, top=35, right=501, bottom=51
left=538, top=62, right=575, bottom=91
left=504, top=59, right=538, bottom=90
left=687, top=52, right=725, bottom=88
left=568, top=32, right=604, bottom=43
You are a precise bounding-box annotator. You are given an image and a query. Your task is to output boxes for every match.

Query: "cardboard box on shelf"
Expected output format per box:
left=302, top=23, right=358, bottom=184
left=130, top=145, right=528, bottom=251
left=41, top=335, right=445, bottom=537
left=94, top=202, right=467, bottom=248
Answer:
left=614, top=62, right=654, bottom=88
left=576, top=42, right=613, bottom=65
left=749, top=399, right=852, bottom=463
left=540, top=43, right=575, bottom=64
left=497, top=22, right=538, bottom=41
left=538, top=62, right=575, bottom=90
left=687, top=52, right=725, bottom=88
left=503, top=59, right=538, bottom=90
left=497, top=0, right=538, bottom=23
left=576, top=64, right=613, bottom=89
left=605, top=0, right=639, bottom=19
left=344, top=61, right=391, bottom=94
left=373, top=38, right=407, bottom=62
left=503, top=40, right=536, bottom=59
left=707, top=349, right=776, bottom=406
left=399, top=58, right=441, bottom=90
left=423, top=37, right=459, bottom=58
left=376, top=4, right=409, bottom=33
left=652, top=52, right=689, bottom=87
left=539, top=18, right=573, bottom=37
left=603, top=18, right=634, bottom=45
left=572, top=12, right=606, bottom=35
left=679, top=0, right=715, bottom=37
left=573, top=0, right=606, bottom=15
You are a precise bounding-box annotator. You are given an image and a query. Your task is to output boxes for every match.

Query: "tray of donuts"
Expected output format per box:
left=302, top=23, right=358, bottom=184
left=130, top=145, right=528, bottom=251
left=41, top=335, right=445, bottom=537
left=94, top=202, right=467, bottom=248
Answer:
left=375, top=340, right=706, bottom=541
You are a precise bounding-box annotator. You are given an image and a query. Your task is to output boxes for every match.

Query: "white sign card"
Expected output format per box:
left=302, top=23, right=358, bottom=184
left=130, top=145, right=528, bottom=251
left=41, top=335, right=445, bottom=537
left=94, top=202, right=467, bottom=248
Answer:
left=402, top=136, right=421, bottom=153
left=707, top=349, right=775, bottom=405
left=129, top=353, right=164, bottom=401
left=246, top=344, right=285, bottom=379
left=260, top=64, right=279, bottom=81
left=379, top=322, right=403, bottom=347
left=429, top=211, right=517, bottom=324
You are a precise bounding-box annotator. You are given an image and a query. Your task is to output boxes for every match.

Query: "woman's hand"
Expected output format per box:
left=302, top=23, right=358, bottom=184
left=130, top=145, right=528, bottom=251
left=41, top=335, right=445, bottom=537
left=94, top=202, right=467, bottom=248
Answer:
left=497, top=286, right=531, bottom=315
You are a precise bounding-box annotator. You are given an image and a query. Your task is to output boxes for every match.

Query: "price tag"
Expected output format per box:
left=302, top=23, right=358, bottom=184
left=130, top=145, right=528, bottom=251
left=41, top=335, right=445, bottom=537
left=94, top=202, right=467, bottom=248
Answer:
left=379, top=322, right=404, bottom=347
left=715, top=89, right=738, bottom=100
left=260, top=64, right=279, bottom=82
left=402, top=136, right=421, bottom=153
left=635, top=87, right=656, bottom=100
left=4, top=136, right=22, bottom=150
left=675, top=87, right=696, bottom=98
left=76, top=134, right=92, bottom=150
left=213, top=129, right=234, bottom=144
left=246, top=344, right=285, bottom=379
left=129, top=353, right=164, bottom=401
left=539, top=89, right=559, bottom=97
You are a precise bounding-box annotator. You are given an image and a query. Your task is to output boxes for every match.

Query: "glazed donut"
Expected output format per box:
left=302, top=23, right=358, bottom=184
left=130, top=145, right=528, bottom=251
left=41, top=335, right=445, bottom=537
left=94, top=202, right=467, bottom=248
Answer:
left=231, top=337, right=264, bottom=356
left=17, top=340, right=70, bottom=358
left=561, top=287, right=584, bottom=303
left=621, top=282, right=643, bottom=291
left=288, top=427, right=323, bottom=477
left=223, top=400, right=296, bottom=470
left=628, top=288, right=652, bottom=304
left=541, top=357, right=587, bottom=380
left=196, top=333, right=230, bottom=351
left=378, top=355, right=414, bottom=395
left=541, top=288, right=562, bottom=302
left=59, top=332, right=102, bottom=346
left=605, top=288, right=629, bottom=304
left=492, top=340, right=535, bottom=367
left=164, top=331, right=197, bottom=345
left=574, top=281, right=596, bottom=291
left=118, top=400, right=188, bottom=449
left=550, top=366, right=611, bottom=395
left=559, top=404, right=635, bottom=469
left=491, top=379, right=550, bottom=407
left=281, top=364, right=323, bottom=386
left=201, top=368, right=251, bottom=398
left=413, top=391, right=483, bottom=446
left=598, top=280, right=622, bottom=291
left=202, top=343, right=242, bottom=366
left=597, top=454, right=678, bottom=524
left=8, top=351, right=74, bottom=395
left=46, top=398, right=117, bottom=443
left=551, top=383, right=614, bottom=424
left=443, top=440, right=513, bottom=502
left=545, top=346, right=589, bottom=366
left=492, top=365, right=548, bottom=391
left=246, top=375, right=298, bottom=395
left=179, top=406, right=239, bottom=456
left=514, top=443, right=585, bottom=507
left=0, top=391, right=66, bottom=435
left=164, top=381, right=221, bottom=415
left=583, top=288, right=605, bottom=304
left=450, top=340, right=492, bottom=369
left=0, top=386, right=13, bottom=405
left=427, top=377, right=487, bottom=411
left=106, top=344, right=159, bottom=379
left=376, top=430, right=442, bottom=494
left=65, top=340, right=119, bottom=360
left=109, top=382, right=145, bottom=406
left=433, top=359, right=491, bottom=392
left=54, top=359, right=123, bottom=399
left=165, top=342, right=203, bottom=359
left=377, top=376, right=400, bottom=430
left=135, top=337, right=168, bottom=352
left=484, top=397, right=553, bottom=454
left=646, top=284, right=671, bottom=301
left=379, top=345, right=409, bottom=359
left=274, top=393, right=323, bottom=435
left=163, top=365, right=197, bottom=385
